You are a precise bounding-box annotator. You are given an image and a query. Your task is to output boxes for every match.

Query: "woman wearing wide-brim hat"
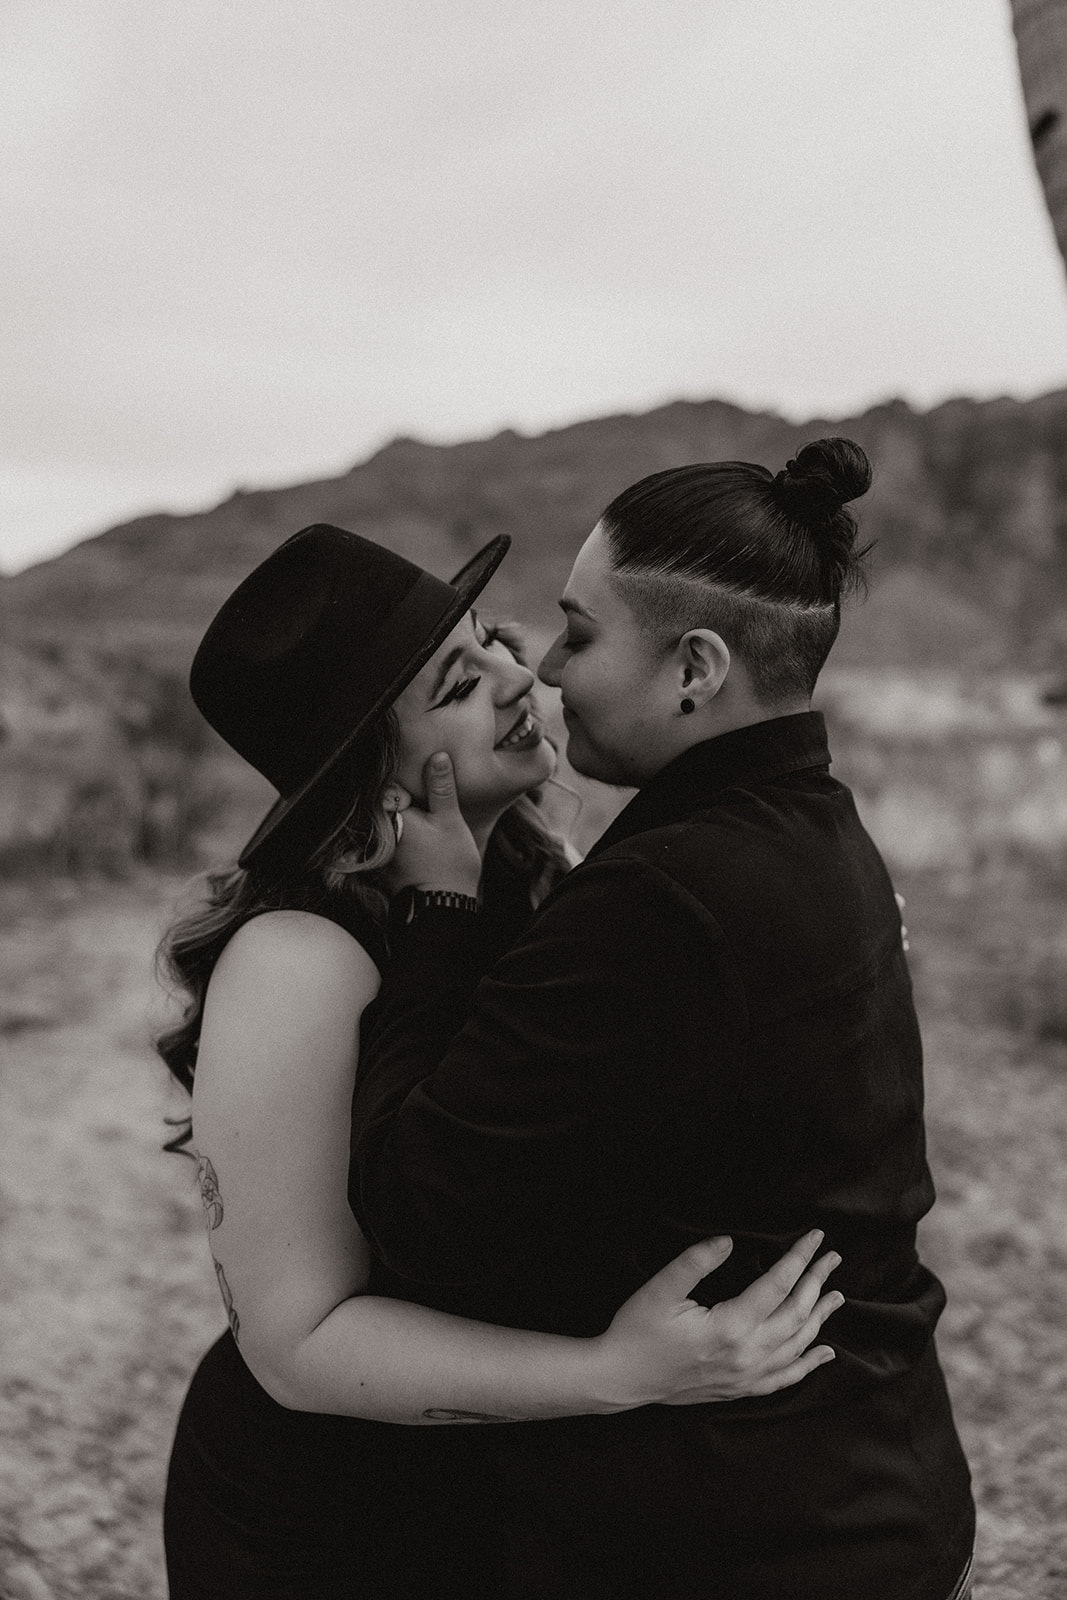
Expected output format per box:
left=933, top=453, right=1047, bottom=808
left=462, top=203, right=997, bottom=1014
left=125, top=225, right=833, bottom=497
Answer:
left=157, top=523, right=841, bottom=1599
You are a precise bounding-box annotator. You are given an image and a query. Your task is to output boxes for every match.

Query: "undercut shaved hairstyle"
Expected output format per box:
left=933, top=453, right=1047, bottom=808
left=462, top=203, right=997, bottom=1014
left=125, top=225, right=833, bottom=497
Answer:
left=602, top=437, right=873, bottom=703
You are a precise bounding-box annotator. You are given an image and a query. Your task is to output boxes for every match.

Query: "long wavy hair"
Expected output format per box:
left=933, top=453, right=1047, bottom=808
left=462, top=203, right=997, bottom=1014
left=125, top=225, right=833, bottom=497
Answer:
left=156, top=623, right=572, bottom=1154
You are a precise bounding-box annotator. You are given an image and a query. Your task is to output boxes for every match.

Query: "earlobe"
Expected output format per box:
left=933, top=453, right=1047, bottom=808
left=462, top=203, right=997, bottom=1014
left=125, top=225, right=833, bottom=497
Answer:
left=334, top=784, right=413, bottom=872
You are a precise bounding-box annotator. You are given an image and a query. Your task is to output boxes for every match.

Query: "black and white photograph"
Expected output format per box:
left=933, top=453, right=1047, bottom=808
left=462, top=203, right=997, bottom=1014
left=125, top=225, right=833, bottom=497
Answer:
left=1, top=2, right=1066, bottom=1596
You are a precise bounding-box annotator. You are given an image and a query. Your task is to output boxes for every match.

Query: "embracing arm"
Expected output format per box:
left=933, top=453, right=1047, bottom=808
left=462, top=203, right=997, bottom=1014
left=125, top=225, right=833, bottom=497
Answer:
left=190, top=912, right=838, bottom=1424
left=348, top=852, right=745, bottom=1284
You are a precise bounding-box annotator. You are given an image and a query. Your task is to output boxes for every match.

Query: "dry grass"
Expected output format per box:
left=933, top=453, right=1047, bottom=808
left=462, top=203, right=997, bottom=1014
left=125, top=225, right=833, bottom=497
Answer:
left=0, top=856, right=1064, bottom=1597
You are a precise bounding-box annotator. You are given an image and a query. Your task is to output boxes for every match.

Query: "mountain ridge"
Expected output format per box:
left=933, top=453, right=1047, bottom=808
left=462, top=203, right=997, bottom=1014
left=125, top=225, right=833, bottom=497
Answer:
left=6, top=385, right=1067, bottom=671
left=3, top=386, right=1066, bottom=873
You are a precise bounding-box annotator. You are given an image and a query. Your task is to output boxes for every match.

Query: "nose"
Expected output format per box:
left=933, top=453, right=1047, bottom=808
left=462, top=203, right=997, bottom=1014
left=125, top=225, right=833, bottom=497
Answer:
left=537, top=633, right=564, bottom=688
left=495, top=654, right=536, bottom=704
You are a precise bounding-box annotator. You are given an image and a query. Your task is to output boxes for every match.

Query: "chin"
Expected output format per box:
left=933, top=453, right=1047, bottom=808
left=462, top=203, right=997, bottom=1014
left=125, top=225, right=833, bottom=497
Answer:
left=562, top=732, right=609, bottom=785
left=477, top=738, right=556, bottom=809
left=534, top=738, right=559, bottom=784
left=564, top=732, right=638, bottom=789
left=510, top=733, right=557, bottom=782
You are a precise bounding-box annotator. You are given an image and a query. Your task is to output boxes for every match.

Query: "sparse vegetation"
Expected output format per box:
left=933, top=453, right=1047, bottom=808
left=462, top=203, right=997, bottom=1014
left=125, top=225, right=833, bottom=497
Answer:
left=1, top=397, right=1066, bottom=1594
left=1, top=684, right=1066, bottom=1595
left=0, top=642, right=240, bottom=878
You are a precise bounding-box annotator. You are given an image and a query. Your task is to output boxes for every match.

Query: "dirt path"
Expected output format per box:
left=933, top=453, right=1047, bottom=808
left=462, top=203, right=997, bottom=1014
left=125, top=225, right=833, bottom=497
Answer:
left=0, top=880, right=220, bottom=1600
left=0, top=875, right=1064, bottom=1598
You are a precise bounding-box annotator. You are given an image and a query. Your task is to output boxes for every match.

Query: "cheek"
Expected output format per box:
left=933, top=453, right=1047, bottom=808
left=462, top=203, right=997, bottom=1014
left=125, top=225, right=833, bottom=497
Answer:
left=394, top=720, right=439, bottom=798
left=561, top=651, right=598, bottom=706
left=399, top=712, right=496, bottom=799
left=569, top=651, right=635, bottom=726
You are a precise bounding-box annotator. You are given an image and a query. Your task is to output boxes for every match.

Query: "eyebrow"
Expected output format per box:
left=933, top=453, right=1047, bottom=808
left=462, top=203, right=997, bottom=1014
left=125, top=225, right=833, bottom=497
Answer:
left=427, top=611, right=478, bottom=703
left=559, top=598, right=596, bottom=621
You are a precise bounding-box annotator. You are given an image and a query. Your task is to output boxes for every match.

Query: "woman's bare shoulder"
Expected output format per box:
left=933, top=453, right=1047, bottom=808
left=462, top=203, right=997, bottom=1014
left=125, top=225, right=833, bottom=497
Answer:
left=212, top=908, right=382, bottom=1010
left=194, top=909, right=382, bottom=1109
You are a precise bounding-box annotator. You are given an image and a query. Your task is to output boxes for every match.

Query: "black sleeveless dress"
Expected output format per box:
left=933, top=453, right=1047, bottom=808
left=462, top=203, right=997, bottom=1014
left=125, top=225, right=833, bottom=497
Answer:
left=163, top=881, right=533, bottom=1600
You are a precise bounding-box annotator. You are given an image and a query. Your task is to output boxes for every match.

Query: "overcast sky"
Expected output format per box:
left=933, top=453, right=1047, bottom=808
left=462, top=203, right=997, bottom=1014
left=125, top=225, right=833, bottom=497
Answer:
left=3, top=0, right=1065, bottom=572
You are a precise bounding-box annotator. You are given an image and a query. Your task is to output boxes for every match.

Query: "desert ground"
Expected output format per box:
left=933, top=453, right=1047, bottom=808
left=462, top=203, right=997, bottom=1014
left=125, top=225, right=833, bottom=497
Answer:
left=1, top=840, right=1065, bottom=1597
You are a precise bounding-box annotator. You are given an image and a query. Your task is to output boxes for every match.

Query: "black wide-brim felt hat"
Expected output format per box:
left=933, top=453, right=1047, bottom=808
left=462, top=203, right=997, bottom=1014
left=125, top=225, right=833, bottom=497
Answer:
left=189, top=524, right=510, bottom=867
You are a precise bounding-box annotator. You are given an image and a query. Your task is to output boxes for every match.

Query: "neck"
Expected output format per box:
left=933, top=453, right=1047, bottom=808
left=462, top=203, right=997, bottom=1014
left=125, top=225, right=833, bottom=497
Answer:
left=696, top=694, right=809, bottom=743
left=466, top=806, right=508, bottom=859
left=642, top=696, right=810, bottom=785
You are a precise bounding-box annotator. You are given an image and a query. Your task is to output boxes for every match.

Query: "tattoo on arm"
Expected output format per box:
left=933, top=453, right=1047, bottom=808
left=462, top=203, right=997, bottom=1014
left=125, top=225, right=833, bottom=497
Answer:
left=194, top=1153, right=239, bottom=1341
left=422, top=1408, right=519, bottom=1424
left=196, top=1154, right=224, bottom=1230
left=214, top=1258, right=241, bottom=1344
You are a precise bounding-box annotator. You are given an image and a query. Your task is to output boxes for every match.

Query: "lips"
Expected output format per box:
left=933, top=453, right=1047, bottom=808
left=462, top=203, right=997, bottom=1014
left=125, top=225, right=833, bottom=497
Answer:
left=496, top=707, right=540, bottom=750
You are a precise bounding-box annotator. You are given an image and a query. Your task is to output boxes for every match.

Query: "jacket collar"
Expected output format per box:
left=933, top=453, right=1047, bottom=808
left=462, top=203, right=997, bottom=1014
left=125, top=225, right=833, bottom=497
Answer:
left=586, top=711, right=831, bottom=859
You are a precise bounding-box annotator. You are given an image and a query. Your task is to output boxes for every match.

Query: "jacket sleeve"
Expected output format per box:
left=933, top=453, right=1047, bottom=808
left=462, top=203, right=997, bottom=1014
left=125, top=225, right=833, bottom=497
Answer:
left=348, top=855, right=746, bottom=1291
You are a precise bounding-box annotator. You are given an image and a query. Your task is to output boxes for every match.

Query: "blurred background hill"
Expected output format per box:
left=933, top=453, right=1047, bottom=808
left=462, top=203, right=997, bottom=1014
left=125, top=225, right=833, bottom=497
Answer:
left=4, top=386, right=1067, bottom=876
left=8, top=386, right=1067, bottom=664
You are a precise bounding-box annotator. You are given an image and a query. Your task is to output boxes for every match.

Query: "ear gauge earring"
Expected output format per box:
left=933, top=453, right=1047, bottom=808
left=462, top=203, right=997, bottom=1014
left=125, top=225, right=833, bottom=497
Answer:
left=680, top=698, right=695, bottom=715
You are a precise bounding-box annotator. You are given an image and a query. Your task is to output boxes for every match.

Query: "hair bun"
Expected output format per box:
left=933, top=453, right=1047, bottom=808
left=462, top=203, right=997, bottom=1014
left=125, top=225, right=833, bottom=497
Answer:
left=773, top=437, right=872, bottom=526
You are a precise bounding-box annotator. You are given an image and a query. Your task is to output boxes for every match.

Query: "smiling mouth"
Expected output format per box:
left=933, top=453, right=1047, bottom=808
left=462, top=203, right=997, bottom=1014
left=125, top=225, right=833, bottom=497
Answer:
left=496, top=708, right=540, bottom=749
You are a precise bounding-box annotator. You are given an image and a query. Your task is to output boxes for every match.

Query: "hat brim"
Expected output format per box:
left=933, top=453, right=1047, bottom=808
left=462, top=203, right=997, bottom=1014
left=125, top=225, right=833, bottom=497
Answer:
left=237, top=534, right=510, bottom=867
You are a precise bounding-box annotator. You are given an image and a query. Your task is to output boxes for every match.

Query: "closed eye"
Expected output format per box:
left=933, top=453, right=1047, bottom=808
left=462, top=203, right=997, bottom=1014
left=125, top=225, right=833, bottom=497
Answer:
left=433, top=674, right=481, bottom=709
left=431, top=622, right=519, bottom=708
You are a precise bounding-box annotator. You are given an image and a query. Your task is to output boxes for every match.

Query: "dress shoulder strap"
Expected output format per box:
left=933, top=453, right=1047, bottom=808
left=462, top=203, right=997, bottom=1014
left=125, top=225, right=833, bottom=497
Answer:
left=305, top=890, right=390, bottom=976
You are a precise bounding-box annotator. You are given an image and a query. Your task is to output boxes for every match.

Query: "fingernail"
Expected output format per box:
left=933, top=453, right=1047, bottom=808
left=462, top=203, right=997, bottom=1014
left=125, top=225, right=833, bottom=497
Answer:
left=820, top=1348, right=836, bottom=1363
left=827, top=1252, right=842, bottom=1270
left=430, top=752, right=450, bottom=770
left=809, top=1229, right=824, bottom=1247
left=830, top=1292, right=845, bottom=1310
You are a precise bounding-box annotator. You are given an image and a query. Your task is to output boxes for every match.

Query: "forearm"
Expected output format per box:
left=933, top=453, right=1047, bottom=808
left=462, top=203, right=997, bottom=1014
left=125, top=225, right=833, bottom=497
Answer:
left=348, top=906, right=515, bottom=1272
left=262, top=1293, right=626, bottom=1423
left=350, top=864, right=721, bottom=1287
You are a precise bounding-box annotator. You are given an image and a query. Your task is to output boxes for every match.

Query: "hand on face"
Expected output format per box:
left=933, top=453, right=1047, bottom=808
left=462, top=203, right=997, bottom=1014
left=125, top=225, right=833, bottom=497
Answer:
left=392, top=611, right=556, bottom=849
left=386, top=754, right=482, bottom=897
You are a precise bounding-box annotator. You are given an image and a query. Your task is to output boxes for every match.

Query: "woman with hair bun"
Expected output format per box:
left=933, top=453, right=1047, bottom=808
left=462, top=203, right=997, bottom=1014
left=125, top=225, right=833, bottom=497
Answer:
left=349, top=440, right=976, bottom=1600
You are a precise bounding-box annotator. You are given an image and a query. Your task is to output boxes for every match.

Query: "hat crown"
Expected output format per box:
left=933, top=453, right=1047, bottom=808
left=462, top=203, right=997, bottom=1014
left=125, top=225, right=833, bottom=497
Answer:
left=191, top=524, right=462, bottom=795
left=189, top=523, right=510, bottom=865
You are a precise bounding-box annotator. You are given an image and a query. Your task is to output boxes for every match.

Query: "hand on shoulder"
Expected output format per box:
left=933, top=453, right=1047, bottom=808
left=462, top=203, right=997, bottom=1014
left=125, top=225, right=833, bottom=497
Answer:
left=388, top=753, right=482, bottom=897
